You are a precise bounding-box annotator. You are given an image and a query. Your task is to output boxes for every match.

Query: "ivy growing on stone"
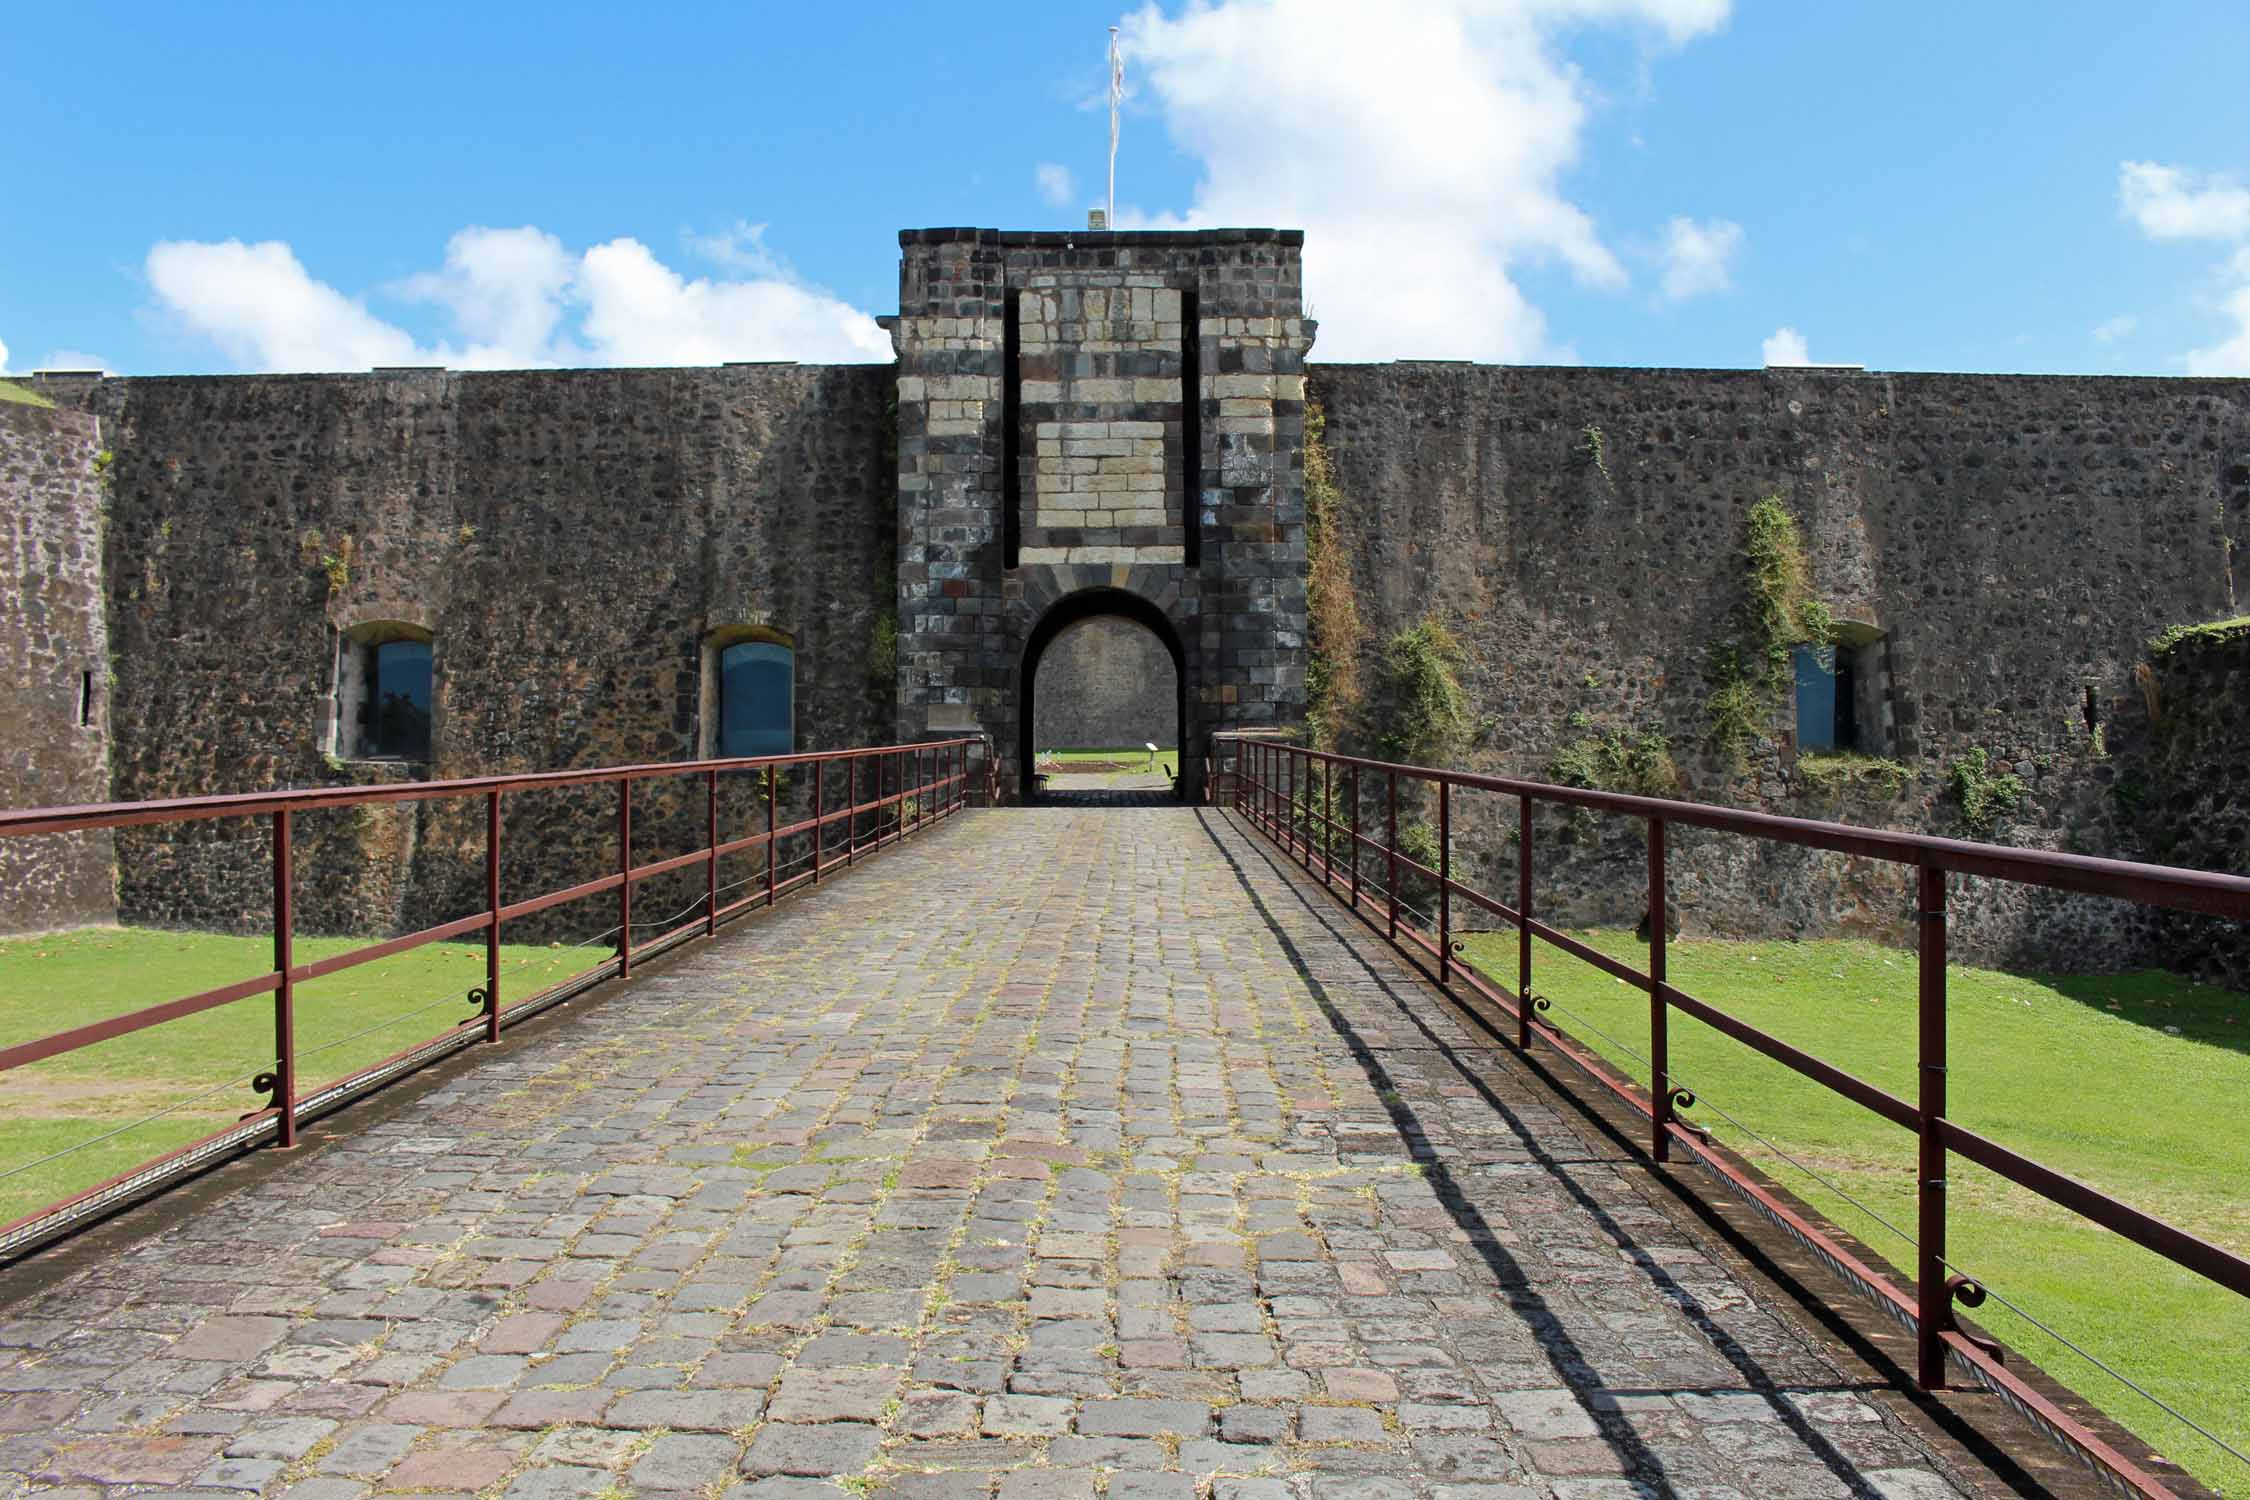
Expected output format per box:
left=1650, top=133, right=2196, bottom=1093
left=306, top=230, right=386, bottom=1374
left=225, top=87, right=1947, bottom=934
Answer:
left=1705, top=496, right=1831, bottom=760
left=1945, top=747, right=2025, bottom=836
left=1374, top=618, right=1468, bottom=766
left=1303, top=398, right=1362, bottom=748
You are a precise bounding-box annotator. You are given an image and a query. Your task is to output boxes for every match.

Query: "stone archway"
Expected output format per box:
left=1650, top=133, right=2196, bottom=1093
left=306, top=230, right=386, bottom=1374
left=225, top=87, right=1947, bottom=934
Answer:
left=1019, top=588, right=1187, bottom=802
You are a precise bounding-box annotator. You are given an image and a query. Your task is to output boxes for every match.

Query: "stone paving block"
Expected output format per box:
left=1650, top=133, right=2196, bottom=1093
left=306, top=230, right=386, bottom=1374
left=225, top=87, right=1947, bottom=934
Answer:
left=382, top=1447, right=518, bottom=1490
left=609, top=1387, right=766, bottom=1431
left=193, top=1454, right=286, bottom=1490
left=769, top=1366, right=903, bottom=1422
left=997, top=1471, right=1097, bottom=1500
left=227, top=1417, right=340, bottom=1460
left=632, top=1432, right=743, bottom=1490
left=982, top=1393, right=1074, bottom=1436
left=318, top=1422, right=422, bottom=1475
left=740, top=1422, right=882, bottom=1477
left=1076, top=1398, right=1209, bottom=1437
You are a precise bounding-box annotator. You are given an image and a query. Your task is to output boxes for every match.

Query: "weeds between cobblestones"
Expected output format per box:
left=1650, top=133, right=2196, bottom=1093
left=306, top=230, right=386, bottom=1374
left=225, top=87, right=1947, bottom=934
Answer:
left=0, top=809, right=2031, bottom=1500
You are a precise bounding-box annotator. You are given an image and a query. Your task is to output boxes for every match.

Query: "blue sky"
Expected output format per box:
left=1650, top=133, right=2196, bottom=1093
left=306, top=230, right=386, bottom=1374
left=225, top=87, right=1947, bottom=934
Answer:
left=4, top=1, right=2248, bottom=377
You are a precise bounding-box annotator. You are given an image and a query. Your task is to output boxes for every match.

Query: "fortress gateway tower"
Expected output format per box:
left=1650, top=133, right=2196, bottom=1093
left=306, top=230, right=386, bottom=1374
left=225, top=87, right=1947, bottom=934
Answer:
left=890, top=228, right=1314, bottom=800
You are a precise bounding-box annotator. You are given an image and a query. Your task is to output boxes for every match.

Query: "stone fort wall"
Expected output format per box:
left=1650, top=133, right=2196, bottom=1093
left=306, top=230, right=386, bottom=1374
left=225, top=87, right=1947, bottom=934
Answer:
left=4, top=322, right=2247, bottom=980
left=0, top=401, right=116, bottom=932
left=36, top=365, right=897, bottom=939
left=1313, top=363, right=2249, bottom=970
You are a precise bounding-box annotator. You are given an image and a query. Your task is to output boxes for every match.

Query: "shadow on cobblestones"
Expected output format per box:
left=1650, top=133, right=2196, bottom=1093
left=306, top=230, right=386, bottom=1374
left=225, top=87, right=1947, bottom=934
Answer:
left=1203, top=809, right=1908, bottom=1500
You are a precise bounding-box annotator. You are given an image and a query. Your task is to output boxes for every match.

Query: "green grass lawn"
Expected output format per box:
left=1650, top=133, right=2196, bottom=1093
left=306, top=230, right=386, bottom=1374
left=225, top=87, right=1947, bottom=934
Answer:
left=1454, top=929, right=2250, bottom=1496
left=0, top=927, right=598, bottom=1225
left=0, top=379, right=56, bottom=408
left=1038, top=746, right=1180, bottom=779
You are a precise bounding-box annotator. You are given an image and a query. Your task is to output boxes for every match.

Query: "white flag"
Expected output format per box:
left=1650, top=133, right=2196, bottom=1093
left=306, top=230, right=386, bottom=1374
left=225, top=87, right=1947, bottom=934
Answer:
left=1107, top=27, right=1123, bottom=225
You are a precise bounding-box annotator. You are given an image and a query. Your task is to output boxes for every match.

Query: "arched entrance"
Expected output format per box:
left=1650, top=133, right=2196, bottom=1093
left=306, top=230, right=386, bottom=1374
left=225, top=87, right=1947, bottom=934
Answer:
left=1019, top=588, right=1187, bottom=803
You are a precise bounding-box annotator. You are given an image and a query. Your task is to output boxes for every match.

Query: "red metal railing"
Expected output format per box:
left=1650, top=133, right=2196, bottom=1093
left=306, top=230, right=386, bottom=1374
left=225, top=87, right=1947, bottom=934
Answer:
left=1210, top=732, right=2250, bottom=1500
left=0, top=737, right=995, bottom=1258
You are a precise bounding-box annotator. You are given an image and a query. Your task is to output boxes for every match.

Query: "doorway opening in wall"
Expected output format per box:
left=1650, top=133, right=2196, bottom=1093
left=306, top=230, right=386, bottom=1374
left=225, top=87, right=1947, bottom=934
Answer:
left=1020, top=588, right=1185, bottom=805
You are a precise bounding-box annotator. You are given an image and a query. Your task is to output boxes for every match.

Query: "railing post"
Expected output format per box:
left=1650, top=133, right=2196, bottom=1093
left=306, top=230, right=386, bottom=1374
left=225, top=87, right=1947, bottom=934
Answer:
left=1918, top=860, right=1950, bottom=1390
left=1350, top=765, right=1361, bottom=910
left=1286, top=748, right=1297, bottom=859
left=271, top=809, right=297, bottom=1149
left=812, top=759, right=823, bottom=883
left=1321, top=759, right=1333, bottom=884
left=705, top=770, right=720, bottom=933
left=1386, top=769, right=1399, bottom=940
left=618, top=779, right=633, bottom=979
left=485, top=789, right=503, bottom=1043
left=1518, top=794, right=1533, bottom=1052
left=1438, top=779, right=1451, bottom=985
left=847, top=755, right=857, bottom=865
left=1649, top=817, right=1670, bottom=1163
left=766, top=762, right=778, bottom=906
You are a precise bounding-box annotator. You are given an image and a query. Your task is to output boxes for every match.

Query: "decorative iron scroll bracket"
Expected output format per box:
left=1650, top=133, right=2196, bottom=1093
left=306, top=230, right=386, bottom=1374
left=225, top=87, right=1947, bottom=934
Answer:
left=1943, top=1274, right=2004, bottom=1362
left=240, top=1070, right=284, bottom=1123
left=1667, top=1087, right=1713, bottom=1144
left=466, top=986, right=490, bottom=1012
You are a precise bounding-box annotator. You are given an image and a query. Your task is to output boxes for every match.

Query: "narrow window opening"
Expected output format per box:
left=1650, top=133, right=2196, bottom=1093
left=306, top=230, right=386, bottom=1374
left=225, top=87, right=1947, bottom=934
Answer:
left=1795, top=626, right=1893, bottom=756
left=1180, top=287, right=1202, bottom=569
left=2082, top=683, right=2100, bottom=733
left=79, top=670, right=93, bottom=727
left=1792, top=644, right=1841, bottom=753
left=702, top=628, right=796, bottom=759
left=335, top=622, right=435, bottom=762
left=365, top=640, right=433, bottom=760
left=1003, top=287, right=1022, bottom=571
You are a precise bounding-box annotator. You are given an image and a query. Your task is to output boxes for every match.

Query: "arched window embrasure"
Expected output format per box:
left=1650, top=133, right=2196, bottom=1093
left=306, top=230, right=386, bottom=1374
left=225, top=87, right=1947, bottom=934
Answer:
left=701, top=625, right=795, bottom=759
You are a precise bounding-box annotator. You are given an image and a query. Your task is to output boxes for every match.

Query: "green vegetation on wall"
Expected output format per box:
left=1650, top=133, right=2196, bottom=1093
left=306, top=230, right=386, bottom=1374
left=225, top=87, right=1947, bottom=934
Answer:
left=1794, top=750, right=1911, bottom=796
left=868, top=609, right=898, bottom=688
left=1303, top=399, right=1363, bottom=748
left=0, top=379, right=55, bottom=409
left=2150, top=614, right=2250, bottom=657
left=1706, top=496, right=1832, bottom=760
left=1946, top=746, right=2025, bottom=836
left=1373, top=618, right=1468, bottom=766
left=1547, top=730, right=1678, bottom=798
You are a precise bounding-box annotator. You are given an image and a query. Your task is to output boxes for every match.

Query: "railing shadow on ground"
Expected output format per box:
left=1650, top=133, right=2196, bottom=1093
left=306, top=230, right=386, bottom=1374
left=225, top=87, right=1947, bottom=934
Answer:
left=1205, top=733, right=2250, bottom=1500
left=1196, top=806, right=1969, bottom=1500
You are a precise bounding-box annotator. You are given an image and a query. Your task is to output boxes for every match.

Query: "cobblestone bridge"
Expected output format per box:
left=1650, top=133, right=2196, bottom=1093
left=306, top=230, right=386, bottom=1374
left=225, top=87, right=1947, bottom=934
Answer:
left=2, top=809, right=2083, bottom=1500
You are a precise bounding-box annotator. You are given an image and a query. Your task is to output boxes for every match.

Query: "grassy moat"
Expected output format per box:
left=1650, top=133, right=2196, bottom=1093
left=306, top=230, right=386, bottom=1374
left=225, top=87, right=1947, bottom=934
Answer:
left=0, top=927, right=596, bottom=1226
left=1454, top=929, right=2248, bottom=1495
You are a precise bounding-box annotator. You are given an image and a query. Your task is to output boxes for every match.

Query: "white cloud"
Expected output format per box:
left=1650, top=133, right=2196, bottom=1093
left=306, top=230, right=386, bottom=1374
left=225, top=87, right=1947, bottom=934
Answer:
left=2185, top=247, right=2250, bottom=376
left=0, top=335, right=9, bottom=373
left=1761, top=326, right=1811, bottom=366
left=2119, top=161, right=2250, bottom=241
left=144, top=226, right=891, bottom=373
left=1653, top=215, right=1743, bottom=302
left=2117, top=161, right=2250, bottom=375
left=2091, top=315, right=2138, bottom=345
left=1115, top=0, right=1731, bottom=362
left=397, top=226, right=578, bottom=369
left=147, top=239, right=425, bottom=372
left=1035, top=163, right=1077, bottom=209
left=574, top=237, right=893, bottom=366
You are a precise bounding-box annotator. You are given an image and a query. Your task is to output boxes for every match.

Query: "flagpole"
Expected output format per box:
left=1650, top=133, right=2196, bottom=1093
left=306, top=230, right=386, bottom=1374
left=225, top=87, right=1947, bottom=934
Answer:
left=1107, top=26, right=1121, bottom=227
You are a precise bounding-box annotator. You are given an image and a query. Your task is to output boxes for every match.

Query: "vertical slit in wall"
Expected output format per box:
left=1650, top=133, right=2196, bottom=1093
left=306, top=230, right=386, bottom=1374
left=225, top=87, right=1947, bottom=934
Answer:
left=1180, top=288, right=1202, bottom=568
left=79, top=670, right=93, bottom=727
left=1003, top=288, right=1022, bottom=571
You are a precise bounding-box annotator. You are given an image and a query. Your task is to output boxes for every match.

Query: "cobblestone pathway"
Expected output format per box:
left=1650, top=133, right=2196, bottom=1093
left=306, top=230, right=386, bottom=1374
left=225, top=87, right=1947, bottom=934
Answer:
left=1, top=809, right=2020, bottom=1500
